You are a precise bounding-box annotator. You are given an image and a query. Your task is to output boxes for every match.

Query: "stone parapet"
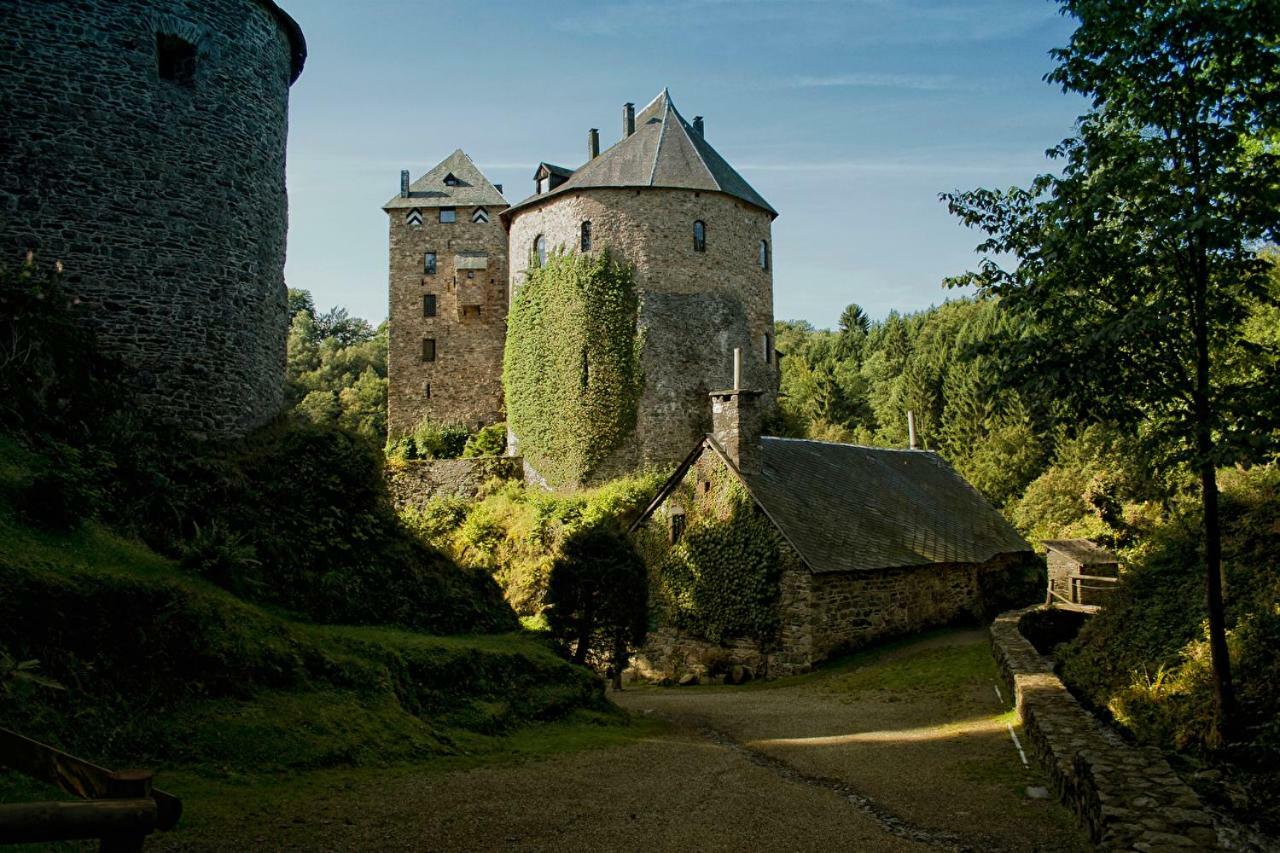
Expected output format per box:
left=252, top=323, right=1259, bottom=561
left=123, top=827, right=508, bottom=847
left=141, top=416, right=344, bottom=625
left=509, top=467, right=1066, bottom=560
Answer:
left=386, top=457, right=522, bottom=509
left=990, top=607, right=1220, bottom=851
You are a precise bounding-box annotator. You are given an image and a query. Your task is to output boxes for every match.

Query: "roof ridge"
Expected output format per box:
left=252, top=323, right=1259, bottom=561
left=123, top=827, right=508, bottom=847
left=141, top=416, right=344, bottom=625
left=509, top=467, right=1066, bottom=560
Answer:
left=648, top=96, right=671, bottom=186
left=673, top=105, right=718, bottom=188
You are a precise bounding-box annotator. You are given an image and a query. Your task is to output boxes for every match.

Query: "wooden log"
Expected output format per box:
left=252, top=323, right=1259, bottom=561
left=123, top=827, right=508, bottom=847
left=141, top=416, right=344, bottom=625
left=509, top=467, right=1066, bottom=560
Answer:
left=0, top=798, right=156, bottom=844
left=0, top=727, right=181, bottom=829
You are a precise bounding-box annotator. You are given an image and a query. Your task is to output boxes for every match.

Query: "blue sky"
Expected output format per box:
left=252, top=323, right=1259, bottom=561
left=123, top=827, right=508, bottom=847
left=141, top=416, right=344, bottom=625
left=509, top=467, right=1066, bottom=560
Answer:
left=281, top=0, right=1085, bottom=328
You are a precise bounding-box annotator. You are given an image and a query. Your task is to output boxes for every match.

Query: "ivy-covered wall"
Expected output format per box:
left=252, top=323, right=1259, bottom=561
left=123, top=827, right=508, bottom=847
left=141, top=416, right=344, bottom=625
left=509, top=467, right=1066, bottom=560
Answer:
left=636, top=454, right=794, bottom=652
left=503, top=250, right=644, bottom=489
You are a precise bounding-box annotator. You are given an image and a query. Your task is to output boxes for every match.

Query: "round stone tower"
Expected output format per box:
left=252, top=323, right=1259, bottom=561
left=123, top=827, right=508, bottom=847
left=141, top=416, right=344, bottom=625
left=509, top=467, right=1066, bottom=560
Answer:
left=0, top=0, right=306, bottom=437
left=502, top=90, right=778, bottom=482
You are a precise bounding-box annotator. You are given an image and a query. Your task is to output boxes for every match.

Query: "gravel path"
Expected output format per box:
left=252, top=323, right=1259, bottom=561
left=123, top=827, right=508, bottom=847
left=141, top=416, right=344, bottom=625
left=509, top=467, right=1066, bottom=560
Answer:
left=154, top=629, right=1089, bottom=851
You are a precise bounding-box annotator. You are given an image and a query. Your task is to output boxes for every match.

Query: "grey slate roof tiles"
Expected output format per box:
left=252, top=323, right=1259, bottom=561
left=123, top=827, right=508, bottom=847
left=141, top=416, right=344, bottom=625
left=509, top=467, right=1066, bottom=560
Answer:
left=733, top=437, right=1030, bottom=574
left=503, top=89, right=777, bottom=219
left=1042, top=538, right=1120, bottom=565
left=384, top=149, right=508, bottom=210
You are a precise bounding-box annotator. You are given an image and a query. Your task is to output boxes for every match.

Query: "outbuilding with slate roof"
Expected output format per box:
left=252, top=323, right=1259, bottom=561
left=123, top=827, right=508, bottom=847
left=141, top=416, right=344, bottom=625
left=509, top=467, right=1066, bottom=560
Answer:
left=630, top=366, right=1034, bottom=677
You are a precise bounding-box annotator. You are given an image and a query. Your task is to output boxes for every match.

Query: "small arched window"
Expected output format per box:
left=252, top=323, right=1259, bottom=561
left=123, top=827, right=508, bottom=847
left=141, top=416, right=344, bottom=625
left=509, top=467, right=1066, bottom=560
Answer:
left=693, top=220, right=706, bottom=253
left=759, top=239, right=770, bottom=271
left=534, top=234, right=547, bottom=266
left=580, top=221, right=592, bottom=252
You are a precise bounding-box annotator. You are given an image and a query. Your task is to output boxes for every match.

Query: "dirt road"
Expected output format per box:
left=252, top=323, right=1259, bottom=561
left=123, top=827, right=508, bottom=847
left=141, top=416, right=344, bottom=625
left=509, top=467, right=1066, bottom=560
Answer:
left=155, top=629, right=1088, bottom=851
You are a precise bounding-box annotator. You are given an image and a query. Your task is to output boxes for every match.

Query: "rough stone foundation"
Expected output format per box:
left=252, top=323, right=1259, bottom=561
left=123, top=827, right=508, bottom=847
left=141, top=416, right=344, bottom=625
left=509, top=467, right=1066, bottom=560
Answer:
left=385, top=457, right=522, bottom=509
left=991, top=607, right=1221, bottom=851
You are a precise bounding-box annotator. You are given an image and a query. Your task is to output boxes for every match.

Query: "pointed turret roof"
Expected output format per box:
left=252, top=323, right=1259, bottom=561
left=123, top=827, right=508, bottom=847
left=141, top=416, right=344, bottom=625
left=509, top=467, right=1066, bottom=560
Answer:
left=503, top=90, right=776, bottom=220
left=383, top=149, right=507, bottom=210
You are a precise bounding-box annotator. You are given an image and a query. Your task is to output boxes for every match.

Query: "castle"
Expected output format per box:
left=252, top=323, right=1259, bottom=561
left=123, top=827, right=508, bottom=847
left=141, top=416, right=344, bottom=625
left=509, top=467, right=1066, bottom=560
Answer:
left=386, top=90, right=779, bottom=484
left=0, top=0, right=305, bottom=438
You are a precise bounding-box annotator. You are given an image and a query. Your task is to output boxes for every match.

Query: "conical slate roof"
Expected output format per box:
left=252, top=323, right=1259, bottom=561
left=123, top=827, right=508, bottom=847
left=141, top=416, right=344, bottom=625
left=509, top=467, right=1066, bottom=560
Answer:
left=383, top=149, right=508, bottom=210
left=504, top=90, right=776, bottom=220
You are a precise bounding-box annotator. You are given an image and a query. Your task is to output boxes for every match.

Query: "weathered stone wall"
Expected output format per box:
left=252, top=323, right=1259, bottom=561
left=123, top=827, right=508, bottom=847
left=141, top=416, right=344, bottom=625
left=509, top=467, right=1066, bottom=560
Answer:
left=637, top=552, right=1026, bottom=679
left=0, top=0, right=303, bottom=437
left=385, top=456, right=523, bottom=510
left=387, top=203, right=509, bottom=436
left=507, top=188, right=777, bottom=479
left=991, top=607, right=1221, bottom=850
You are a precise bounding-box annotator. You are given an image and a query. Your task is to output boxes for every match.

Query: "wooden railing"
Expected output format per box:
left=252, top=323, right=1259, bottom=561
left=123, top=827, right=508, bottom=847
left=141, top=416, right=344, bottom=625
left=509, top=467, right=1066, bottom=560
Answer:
left=0, top=727, right=180, bottom=851
left=1047, top=573, right=1120, bottom=612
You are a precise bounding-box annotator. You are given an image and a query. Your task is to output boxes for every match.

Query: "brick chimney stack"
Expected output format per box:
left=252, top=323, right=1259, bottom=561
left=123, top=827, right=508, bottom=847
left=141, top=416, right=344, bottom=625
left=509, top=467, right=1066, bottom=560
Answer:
left=623, top=102, right=635, bottom=138
left=710, top=348, right=763, bottom=476
left=588, top=128, right=600, bottom=159
left=693, top=116, right=704, bottom=137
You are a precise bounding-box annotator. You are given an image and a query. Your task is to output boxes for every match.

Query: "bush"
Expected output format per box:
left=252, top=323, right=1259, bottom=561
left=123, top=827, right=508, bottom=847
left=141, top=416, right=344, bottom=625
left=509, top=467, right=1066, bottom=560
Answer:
left=545, top=526, right=648, bottom=683
left=386, top=418, right=470, bottom=461
left=463, top=422, right=507, bottom=458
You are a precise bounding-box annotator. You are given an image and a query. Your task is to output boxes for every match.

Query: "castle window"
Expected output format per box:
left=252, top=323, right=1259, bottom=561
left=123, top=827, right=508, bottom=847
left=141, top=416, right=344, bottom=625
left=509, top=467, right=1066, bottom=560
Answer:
left=759, top=239, right=770, bottom=271
left=763, top=332, right=773, bottom=364
left=424, top=382, right=431, bottom=399
left=693, top=220, right=706, bottom=253
left=472, top=207, right=489, bottom=224
left=463, top=305, right=482, bottom=319
left=536, top=177, right=548, bottom=194
left=439, top=207, right=457, bottom=224
left=156, top=33, right=197, bottom=87
left=423, top=294, right=436, bottom=317
left=580, top=221, right=592, bottom=252
left=670, top=511, right=686, bottom=544
left=424, top=252, right=436, bottom=275
left=534, top=235, right=547, bottom=266
left=443, top=173, right=459, bottom=186
left=422, top=338, right=436, bottom=362
left=406, top=208, right=423, bottom=227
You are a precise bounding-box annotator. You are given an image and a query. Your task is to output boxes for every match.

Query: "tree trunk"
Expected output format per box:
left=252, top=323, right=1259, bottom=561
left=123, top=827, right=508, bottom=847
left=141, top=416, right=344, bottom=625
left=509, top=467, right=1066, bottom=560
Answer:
left=1191, top=253, right=1239, bottom=744
left=610, top=634, right=626, bottom=691
left=572, top=607, right=592, bottom=666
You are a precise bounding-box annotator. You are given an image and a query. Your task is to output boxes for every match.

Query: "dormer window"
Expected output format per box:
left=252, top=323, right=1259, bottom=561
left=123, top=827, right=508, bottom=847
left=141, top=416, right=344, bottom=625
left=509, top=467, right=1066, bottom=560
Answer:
left=443, top=173, right=459, bottom=187
left=693, top=220, right=706, bottom=253
left=472, top=207, right=489, bottom=224
left=759, top=239, right=770, bottom=271
left=405, top=208, right=423, bottom=227
left=536, top=177, right=548, bottom=195
left=580, top=221, right=592, bottom=252
left=439, top=207, right=456, bottom=224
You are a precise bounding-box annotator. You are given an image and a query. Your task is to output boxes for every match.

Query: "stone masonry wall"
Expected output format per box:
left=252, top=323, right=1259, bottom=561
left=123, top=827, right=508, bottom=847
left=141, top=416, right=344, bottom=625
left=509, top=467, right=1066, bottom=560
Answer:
left=991, top=607, right=1221, bottom=850
left=385, top=456, right=523, bottom=510
left=0, top=0, right=302, bottom=437
left=507, top=188, right=777, bottom=479
left=387, top=203, right=509, bottom=436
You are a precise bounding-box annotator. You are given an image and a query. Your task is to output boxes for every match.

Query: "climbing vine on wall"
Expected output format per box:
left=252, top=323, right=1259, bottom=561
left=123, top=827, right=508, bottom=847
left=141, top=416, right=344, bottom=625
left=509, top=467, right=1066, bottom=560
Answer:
left=503, top=249, right=644, bottom=488
left=641, top=463, right=788, bottom=645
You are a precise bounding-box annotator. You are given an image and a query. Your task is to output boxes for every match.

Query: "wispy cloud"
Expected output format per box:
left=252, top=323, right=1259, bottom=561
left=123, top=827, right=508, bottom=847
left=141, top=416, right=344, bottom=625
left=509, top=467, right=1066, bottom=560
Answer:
left=791, top=72, right=963, bottom=91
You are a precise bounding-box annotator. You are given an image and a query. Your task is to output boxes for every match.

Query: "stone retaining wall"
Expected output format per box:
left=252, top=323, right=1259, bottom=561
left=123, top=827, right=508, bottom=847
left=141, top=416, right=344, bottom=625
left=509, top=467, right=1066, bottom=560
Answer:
left=991, top=607, right=1221, bottom=851
left=385, top=457, right=522, bottom=509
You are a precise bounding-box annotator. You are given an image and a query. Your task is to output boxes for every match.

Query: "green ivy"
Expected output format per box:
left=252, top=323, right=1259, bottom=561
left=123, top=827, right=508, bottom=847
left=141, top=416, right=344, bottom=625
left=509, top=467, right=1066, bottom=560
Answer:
left=503, top=249, right=643, bottom=489
left=643, top=466, right=786, bottom=645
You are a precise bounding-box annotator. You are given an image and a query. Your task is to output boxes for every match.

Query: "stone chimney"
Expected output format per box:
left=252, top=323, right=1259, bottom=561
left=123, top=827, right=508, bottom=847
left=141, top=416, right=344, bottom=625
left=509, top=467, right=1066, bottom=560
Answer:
left=399, top=169, right=410, bottom=198
left=623, top=102, right=635, bottom=138
left=710, top=348, right=764, bottom=476
left=588, top=128, right=600, bottom=159
left=693, top=116, right=704, bottom=137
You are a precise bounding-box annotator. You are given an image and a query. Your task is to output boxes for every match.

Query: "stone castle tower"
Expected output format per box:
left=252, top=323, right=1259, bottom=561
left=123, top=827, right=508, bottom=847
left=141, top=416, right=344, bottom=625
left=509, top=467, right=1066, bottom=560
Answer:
left=0, top=0, right=306, bottom=438
left=384, top=90, right=777, bottom=482
left=384, top=151, right=509, bottom=435
left=503, top=90, right=778, bottom=480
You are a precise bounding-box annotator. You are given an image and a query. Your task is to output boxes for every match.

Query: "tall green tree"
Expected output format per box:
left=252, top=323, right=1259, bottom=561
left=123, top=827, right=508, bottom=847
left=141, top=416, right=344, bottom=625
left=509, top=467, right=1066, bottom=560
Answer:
left=945, top=0, right=1280, bottom=742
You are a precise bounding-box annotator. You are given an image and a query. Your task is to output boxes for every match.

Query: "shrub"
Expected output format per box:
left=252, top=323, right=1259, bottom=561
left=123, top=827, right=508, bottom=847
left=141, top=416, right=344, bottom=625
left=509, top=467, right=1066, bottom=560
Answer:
left=386, top=418, right=470, bottom=461
left=179, top=521, right=262, bottom=598
left=463, top=422, right=507, bottom=458
left=545, top=526, right=648, bottom=685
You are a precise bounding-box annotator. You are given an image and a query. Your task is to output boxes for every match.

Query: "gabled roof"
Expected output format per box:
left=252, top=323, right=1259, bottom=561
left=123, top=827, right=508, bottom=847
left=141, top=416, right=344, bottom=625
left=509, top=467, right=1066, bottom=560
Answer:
left=503, top=89, right=776, bottom=221
left=637, top=436, right=1030, bottom=574
left=1042, top=539, right=1119, bottom=565
left=383, top=149, right=508, bottom=210
left=536, top=163, right=574, bottom=180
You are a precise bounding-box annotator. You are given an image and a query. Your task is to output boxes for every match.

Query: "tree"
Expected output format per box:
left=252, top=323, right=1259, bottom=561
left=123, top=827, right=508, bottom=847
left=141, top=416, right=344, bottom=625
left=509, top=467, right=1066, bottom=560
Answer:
left=287, top=287, right=315, bottom=322
left=944, top=0, right=1280, bottom=742
left=545, top=526, right=648, bottom=688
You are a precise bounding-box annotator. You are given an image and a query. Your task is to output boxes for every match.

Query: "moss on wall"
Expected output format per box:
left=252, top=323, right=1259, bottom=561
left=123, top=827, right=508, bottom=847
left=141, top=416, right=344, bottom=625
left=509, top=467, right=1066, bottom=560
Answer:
left=503, top=250, right=643, bottom=488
